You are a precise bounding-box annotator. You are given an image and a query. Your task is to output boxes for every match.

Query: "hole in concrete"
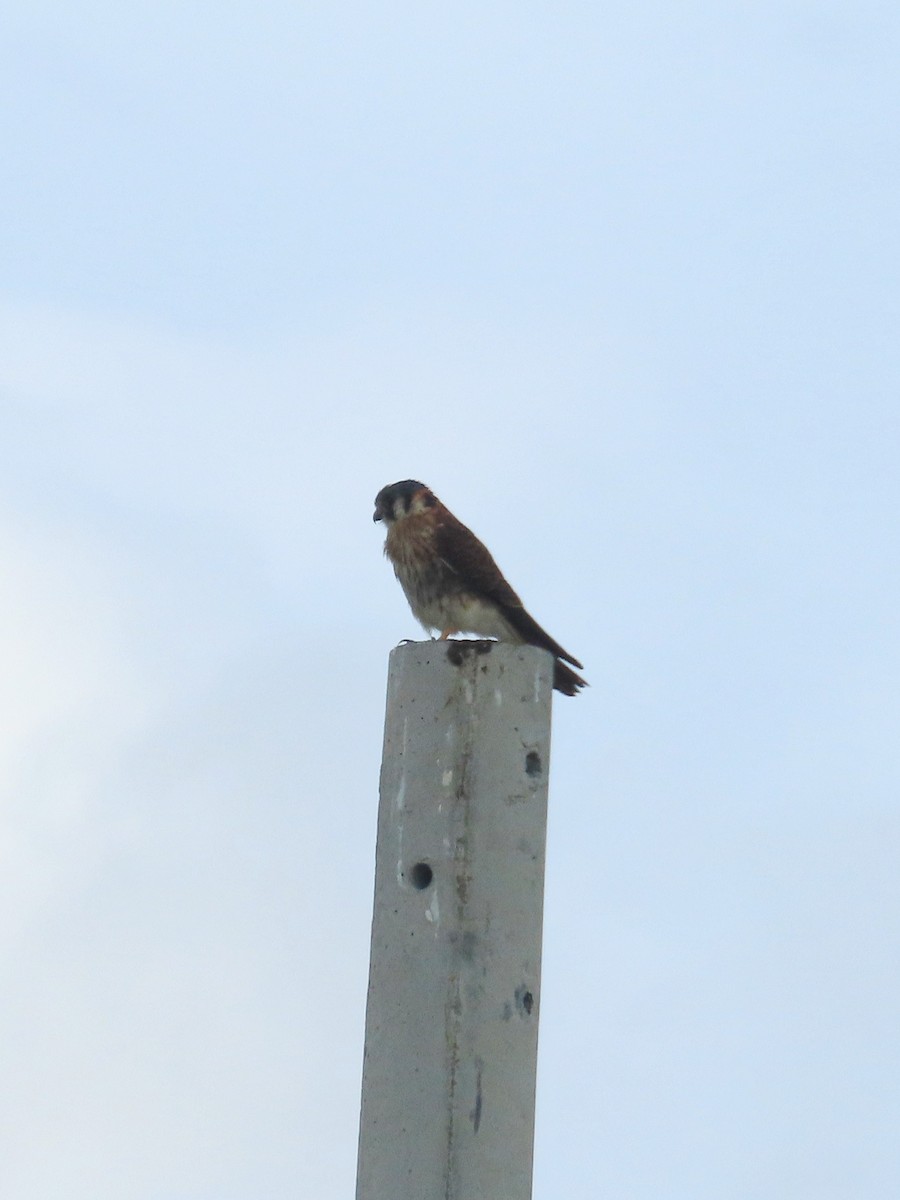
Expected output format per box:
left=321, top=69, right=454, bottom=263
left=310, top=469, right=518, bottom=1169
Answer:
left=408, top=861, right=433, bottom=890
left=445, top=643, right=465, bottom=666
left=446, top=639, right=494, bottom=668
left=525, top=751, right=542, bottom=777
left=515, top=984, right=535, bottom=1016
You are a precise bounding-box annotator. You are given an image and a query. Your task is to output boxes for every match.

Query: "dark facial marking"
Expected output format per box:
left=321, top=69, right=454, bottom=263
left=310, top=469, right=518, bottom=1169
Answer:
left=374, top=479, right=430, bottom=519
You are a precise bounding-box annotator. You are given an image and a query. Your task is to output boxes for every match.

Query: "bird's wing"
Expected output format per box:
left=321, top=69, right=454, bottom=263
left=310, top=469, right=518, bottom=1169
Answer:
left=434, top=511, right=583, bottom=669
left=434, top=511, right=523, bottom=605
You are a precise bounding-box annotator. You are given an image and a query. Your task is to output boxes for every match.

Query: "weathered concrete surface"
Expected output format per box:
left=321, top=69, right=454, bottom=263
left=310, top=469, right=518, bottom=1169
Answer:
left=356, top=639, right=552, bottom=1200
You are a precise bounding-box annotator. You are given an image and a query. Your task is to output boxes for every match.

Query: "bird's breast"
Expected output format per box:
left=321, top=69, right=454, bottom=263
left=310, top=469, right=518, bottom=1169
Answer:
left=385, top=518, right=464, bottom=627
left=386, top=523, right=449, bottom=601
left=384, top=518, right=511, bottom=639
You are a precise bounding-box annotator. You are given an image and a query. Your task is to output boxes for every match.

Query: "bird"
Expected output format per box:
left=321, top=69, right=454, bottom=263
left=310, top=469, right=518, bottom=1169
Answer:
left=373, top=480, right=587, bottom=696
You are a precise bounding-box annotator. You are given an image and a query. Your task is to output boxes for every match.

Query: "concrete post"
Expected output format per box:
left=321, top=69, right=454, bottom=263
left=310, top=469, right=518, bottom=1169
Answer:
left=356, top=639, right=553, bottom=1200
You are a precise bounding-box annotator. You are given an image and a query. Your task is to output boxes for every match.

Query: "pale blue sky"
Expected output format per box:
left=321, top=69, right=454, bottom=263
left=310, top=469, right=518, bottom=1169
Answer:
left=2, top=4, right=898, bottom=1198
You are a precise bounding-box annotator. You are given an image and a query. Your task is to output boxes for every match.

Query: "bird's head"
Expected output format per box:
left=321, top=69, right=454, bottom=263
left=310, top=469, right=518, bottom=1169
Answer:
left=373, top=480, right=437, bottom=524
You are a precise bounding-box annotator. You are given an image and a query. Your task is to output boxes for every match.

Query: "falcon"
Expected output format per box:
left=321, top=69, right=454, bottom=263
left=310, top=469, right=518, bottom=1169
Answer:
left=373, top=480, right=587, bottom=696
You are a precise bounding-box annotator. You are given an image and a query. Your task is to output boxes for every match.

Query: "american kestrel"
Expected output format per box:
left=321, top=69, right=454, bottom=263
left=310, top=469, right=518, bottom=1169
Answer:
left=373, top=480, right=587, bottom=696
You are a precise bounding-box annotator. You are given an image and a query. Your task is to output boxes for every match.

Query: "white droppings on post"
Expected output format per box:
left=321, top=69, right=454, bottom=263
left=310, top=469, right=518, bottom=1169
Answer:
left=425, top=887, right=440, bottom=928
left=394, top=773, right=407, bottom=887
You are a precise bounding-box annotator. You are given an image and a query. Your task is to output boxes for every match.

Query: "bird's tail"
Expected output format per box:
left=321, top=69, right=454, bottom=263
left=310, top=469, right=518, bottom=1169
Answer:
left=553, top=659, right=588, bottom=696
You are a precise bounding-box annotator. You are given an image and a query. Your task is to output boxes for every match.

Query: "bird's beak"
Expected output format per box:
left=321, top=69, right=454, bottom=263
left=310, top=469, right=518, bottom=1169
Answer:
left=373, top=503, right=383, bottom=523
